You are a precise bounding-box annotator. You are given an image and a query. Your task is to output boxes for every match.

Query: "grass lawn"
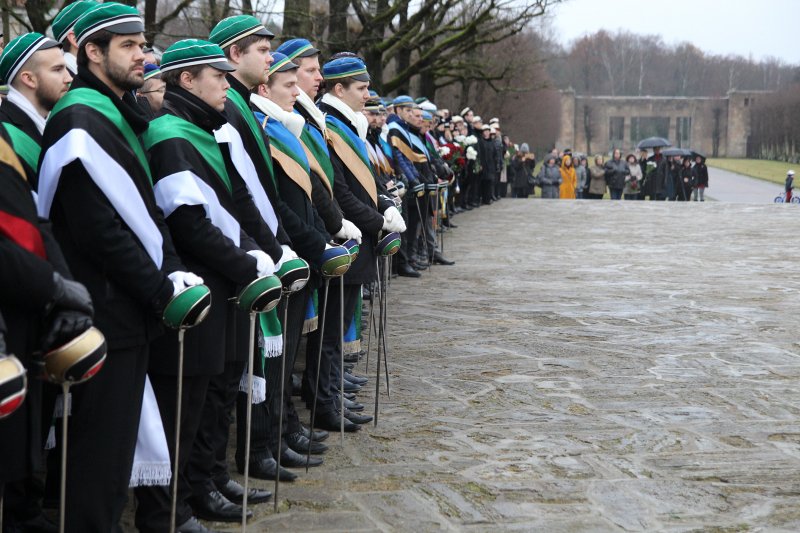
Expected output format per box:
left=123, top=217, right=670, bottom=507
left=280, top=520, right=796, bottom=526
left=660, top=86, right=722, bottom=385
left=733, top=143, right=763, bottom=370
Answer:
left=707, top=158, right=796, bottom=185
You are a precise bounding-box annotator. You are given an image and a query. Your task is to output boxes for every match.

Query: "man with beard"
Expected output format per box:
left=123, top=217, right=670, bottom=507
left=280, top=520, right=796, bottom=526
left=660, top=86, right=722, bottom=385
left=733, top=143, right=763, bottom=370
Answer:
left=37, top=3, right=204, bottom=530
left=0, top=33, right=72, bottom=187
left=50, top=0, right=98, bottom=77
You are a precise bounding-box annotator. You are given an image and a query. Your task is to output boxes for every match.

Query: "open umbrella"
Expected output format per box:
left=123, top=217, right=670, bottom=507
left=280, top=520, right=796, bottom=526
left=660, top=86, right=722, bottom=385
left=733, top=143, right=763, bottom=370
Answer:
left=691, top=149, right=706, bottom=160
left=637, top=137, right=671, bottom=150
left=661, top=147, right=693, bottom=157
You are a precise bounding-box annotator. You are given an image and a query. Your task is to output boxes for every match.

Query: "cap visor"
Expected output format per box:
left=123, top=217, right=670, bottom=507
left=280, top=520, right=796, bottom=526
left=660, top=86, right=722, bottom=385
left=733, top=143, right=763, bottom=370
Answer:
left=209, top=59, right=236, bottom=72
left=106, top=21, right=145, bottom=35
left=40, top=40, right=63, bottom=51
left=297, top=46, right=320, bottom=58
left=254, top=27, right=275, bottom=39
left=351, top=72, right=370, bottom=82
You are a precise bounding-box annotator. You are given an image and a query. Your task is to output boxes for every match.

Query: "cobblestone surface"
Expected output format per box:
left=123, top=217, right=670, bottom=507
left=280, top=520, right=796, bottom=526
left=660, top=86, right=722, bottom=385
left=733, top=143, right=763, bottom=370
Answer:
left=197, top=200, right=800, bottom=531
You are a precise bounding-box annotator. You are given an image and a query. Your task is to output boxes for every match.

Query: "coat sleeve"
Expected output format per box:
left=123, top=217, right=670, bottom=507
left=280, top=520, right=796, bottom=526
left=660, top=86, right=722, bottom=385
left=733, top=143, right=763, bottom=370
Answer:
left=309, top=170, right=343, bottom=235
left=166, top=204, right=258, bottom=285
left=53, top=160, right=175, bottom=314
left=330, top=151, right=385, bottom=236
left=0, top=236, right=55, bottom=310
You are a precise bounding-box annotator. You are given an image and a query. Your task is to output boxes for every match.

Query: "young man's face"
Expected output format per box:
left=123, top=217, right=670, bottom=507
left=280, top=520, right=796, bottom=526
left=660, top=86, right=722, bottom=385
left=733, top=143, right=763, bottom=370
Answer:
left=336, top=80, right=370, bottom=112
left=234, top=37, right=272, bottom=89
left=185, top=66, right=229, bottom=112
left=262, top=70, right=300, bottom=112
left=294, top=55, right=323, bottom=99
left=20, top=47, right=72, bottom=112
left=364, top=110, right=381, bottom=128
left=92, top=32, right=147, bottom=92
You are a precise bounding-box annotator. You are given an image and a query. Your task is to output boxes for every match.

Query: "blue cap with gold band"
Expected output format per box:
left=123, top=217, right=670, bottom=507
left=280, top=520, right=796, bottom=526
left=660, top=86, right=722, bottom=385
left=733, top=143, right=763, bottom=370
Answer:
left=0, top=33, right=61, bottom=85
left=159, top=39, right=235, bottom=74
left=209, top=15, right=274, bottom=49
left=364, top=89, right=382, bottom=112
left=275, top=38, right=319, bottom=62
left=268, top=52, right=298, bottom=76
left=322, top=56, right=369, bottom=82
left=392, top=95, right=417, bottom=109
left=74, top=2, right=144, bottom=46
left=51, top=0, right=99, bottom=43
left=143, top=63, right=161, bottom=80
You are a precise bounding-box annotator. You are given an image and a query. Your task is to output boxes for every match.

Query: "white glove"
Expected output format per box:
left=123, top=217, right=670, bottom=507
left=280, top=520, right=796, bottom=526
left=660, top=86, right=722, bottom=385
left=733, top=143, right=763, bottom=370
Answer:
left=246, top=249, right=276, bottom=277
left=168, top=271, right=204, bottom=296
left=382, top=206, right=406, bottom=233
left=334, top=218, right=362, bottom=244
left=274, top=245, right=298, bottom=270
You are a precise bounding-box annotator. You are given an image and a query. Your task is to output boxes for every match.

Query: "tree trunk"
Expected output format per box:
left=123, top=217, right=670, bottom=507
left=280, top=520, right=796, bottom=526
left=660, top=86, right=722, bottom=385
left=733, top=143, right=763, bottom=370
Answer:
left=24, top=0, right=52, bottom=33
left=241, top=0, right=253, bottom=16
left=283, top=0, right=311, bottom=39
left=328, top=0, right=350, bottom=52
left=394, top=5, right=410, bottom=94
left=144, top=0, right=158, bottom=44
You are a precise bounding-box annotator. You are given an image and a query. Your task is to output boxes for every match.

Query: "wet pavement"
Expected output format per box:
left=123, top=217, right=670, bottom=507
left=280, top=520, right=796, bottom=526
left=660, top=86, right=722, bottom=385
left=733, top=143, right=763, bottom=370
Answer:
left=706, top=168, right=783, bottom=203
left=205, top=199, right=800, bottom=532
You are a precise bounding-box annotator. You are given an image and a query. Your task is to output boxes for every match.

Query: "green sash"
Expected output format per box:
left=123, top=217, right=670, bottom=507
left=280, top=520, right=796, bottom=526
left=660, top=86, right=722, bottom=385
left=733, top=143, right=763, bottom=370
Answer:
left=49, top=88, right=152, bottom=183
left=1, top=123, right=40, bottom=172
left=142, top=114, right=232, bottom=195
left=299, top=127, right=334, bottom=190
left=227, top=88, right=276, bottom=189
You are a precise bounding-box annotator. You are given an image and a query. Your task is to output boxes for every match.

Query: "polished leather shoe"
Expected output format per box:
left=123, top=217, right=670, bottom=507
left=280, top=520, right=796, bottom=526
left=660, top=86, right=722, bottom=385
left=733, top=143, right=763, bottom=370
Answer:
left=281, top=445, right=323, bottom=468
left=343, top=392, right=357, bottom=401
left=433, top=253, right=455, bottom=265
left=240, top=457, right=297, bottom=481
left=286, top=431, right=329, bottom=454
left=300, top=424, right=329, bottom=442
left=314, top=410, right=360, bottom=432
left=176, top=517, right=221, bottom=533
left=397, top=264, right=421, bottom=278
left=215, top=478, right=271, bottom=505
left=408, top=261, right=427, bottom=271
left=343, top=351, right=360, bottom=363
left=343, top=408, right=373, bottom=425
left=342, top=380, right=361, bottom=393
left=344, top=372, right=368, bottom=385
left=188, top=490, right=250, bottom=523
left=343, top=397, right=364, bottom=411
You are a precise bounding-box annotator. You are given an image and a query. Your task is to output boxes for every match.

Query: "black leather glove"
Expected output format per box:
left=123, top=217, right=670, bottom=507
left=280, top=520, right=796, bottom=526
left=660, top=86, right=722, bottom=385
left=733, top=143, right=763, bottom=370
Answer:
left=0, top=331, right=6, bottom=355
left=42, top=310, right=93, bottom=352
left=51, top=272, right=94, bottom=317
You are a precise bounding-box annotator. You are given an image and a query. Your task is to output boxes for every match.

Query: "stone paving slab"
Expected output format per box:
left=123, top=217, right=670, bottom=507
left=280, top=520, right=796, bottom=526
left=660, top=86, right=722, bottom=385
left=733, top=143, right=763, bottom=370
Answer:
left=123, top=199, right=800, bottom=531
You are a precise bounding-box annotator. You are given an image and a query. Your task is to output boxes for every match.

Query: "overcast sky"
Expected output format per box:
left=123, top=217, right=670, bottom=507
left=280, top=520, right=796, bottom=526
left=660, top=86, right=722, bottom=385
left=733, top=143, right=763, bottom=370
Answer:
left=548, top=0, right=800, bottom=65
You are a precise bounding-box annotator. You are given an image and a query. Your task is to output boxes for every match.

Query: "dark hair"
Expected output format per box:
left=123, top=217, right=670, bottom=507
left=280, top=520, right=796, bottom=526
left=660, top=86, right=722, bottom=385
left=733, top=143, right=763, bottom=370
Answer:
left=223, top=35, right=270, bottom=60
left=160, top=64, right=206, bottom=87
left=76, top=29, right=113, bottom=68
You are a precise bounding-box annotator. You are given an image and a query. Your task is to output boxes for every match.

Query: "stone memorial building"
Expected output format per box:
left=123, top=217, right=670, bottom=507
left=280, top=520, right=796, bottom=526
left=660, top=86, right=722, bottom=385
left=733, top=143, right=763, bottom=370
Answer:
left=556, top=89, right=771, bottom=157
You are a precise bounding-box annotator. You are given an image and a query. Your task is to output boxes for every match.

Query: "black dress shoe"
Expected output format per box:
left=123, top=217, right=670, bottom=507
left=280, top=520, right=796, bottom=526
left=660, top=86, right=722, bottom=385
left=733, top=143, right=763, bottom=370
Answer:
left=433, top=253, right=455, bottom=265
left=240, top=457, right=298, bottom=481
left=281, top=445, right=323, bottom=468
left=314, top=410, right=360, bottom=432
left=177, top=517, right=221, bottom=533
left=300, top=424, right=329, bottom=442
left=397, top=264, right=421, bottom=278
left=344, top=372, right=368, bottom=385
left=343, top=397, right=364, bottom=411
left=343, top=408, right=373, bottom=424
left=343, top=392, right=357, bottom=401
left=286, top=431, right=329, bottom=454
left=342, top=380, right=361, bottom=393
left=188, top=490, right=250, bottom=523
left=215, top=478, right=271, bottom=505
left=343, top=351, right=360, bottom=363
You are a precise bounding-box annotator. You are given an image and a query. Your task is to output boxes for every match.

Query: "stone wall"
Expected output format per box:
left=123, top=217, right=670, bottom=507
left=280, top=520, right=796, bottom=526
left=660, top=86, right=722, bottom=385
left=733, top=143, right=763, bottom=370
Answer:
left=556, top=90, right=771, bottom=158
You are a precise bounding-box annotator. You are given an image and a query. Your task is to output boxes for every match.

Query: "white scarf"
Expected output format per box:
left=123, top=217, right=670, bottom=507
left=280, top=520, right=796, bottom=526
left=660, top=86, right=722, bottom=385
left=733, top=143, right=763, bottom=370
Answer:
left=320, top=92, right=369, bottom=141
left=250, top=93, right=305, bottom=139
left=64, top=52, right=77, bottom=75
left=295, top=89, right=326, bottom=132
left=7, top=86, right=47, bottom=134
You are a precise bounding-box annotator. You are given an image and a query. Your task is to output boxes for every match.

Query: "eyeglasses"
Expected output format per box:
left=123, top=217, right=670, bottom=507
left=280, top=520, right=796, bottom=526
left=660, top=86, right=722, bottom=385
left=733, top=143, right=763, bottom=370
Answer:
left=139, top=87, right=166, bottom=94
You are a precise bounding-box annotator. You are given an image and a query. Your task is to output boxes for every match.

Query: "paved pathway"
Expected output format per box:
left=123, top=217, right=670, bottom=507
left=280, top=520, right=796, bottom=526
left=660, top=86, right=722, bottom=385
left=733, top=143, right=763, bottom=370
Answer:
left=146, top=200, right=800, bottom=532
left=706, top=167, right=784, bottom=203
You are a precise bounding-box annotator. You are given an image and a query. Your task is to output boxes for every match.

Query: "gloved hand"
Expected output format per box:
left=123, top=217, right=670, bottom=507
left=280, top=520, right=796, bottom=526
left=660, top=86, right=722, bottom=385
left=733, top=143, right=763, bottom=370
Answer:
left=51, top=272, right=93, bottom=317
left=246, top=249, right=276, bottom=277
left=167, top=271, right=205, bottom=296
left=334, top=219, right=362, bottom=244
left=382, top=206, right=406, bottom=233
left=0, top=331, right=6, bottom=355
left=274, top=245, right=298, bottom=271
left=42, top=310, right=93, bottom=351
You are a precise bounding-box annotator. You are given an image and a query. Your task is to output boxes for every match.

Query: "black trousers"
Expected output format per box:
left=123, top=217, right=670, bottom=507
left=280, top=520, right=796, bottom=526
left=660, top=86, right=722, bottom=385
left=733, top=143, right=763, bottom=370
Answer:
left=401, top=193, right=423, bottom=265
left=134, top=373, right=210, bottom=532
left=303, top=282, right=359, bottom=414
left=480, top=179, right=494, bottom=204
left=62, top=344, right=148, bottom=533
left=186, top=359, right=245, bottom=496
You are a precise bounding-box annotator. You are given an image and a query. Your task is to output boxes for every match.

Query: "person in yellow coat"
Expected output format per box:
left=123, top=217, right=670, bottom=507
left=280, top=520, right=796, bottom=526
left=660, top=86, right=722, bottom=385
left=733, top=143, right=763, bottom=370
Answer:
left=559, top=154, right=577, bottom=199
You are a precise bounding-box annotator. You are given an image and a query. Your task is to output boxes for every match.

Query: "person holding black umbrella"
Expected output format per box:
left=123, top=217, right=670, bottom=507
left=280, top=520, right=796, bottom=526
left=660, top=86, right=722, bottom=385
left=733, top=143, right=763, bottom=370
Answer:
left=692, top=155, right=708, bottom=201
